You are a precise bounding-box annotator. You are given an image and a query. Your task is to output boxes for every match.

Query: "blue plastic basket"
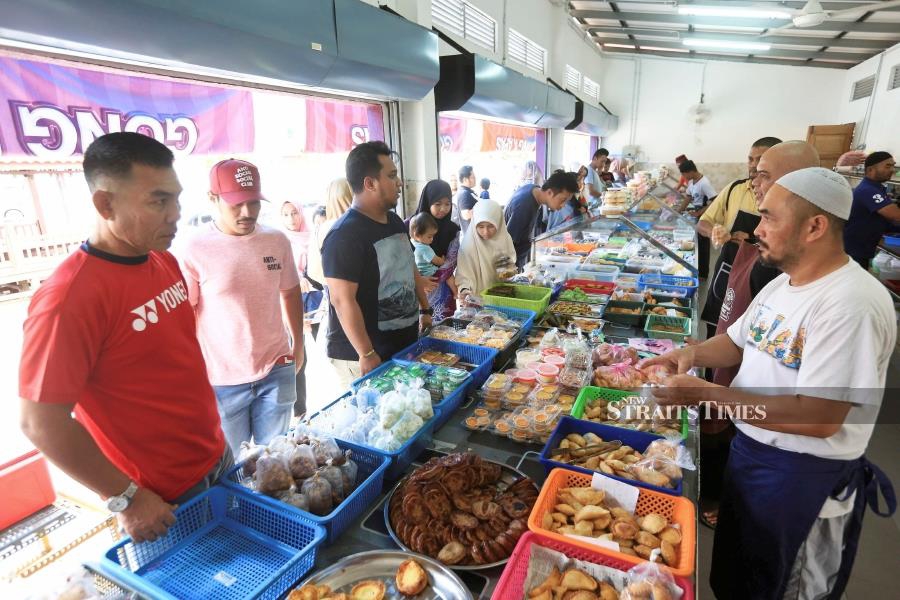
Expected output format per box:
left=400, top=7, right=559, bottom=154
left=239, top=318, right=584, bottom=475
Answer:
left=539, top=416, right=684, bottom=496
left=637, top=274, right=699, bottom=298
left=101, top=486, right=325, bottom=600
left=884, top=234, right=900, bottom=248
left=349, top=359, right=472, bottom=427
left=485, top=304, right=536, bottom=335
left=307, top=392, right=439, bottom=480
left=392, top=337, right=498, bottom=389
left=221, top=439, right=388, bottom=545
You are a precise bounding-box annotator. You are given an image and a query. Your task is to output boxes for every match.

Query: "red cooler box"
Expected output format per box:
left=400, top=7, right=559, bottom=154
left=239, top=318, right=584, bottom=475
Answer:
left=0, top=450, right=56, bottom=530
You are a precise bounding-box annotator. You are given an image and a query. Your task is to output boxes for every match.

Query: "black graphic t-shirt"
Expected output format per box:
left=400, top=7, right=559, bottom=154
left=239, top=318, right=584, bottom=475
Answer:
left=322, top=208, right=419, bottom=361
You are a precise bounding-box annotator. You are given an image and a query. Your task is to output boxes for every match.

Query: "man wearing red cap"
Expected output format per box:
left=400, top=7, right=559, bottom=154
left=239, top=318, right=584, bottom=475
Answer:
left=180, top=159, right=303, bottom=455
left=19, top=132, right=228, bottom=543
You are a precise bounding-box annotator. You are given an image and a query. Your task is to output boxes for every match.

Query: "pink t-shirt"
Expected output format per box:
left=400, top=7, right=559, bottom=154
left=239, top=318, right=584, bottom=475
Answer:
left=180, top=224, right=300, bottom=386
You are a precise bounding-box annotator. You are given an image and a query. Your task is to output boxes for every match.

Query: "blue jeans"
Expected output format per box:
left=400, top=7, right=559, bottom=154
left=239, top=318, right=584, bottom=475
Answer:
left=213, top=363, right=296, bottom=455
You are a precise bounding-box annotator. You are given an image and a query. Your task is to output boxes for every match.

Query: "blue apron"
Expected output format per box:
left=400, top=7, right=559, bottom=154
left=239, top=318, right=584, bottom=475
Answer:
left=711, top=430, right=895, bottom=599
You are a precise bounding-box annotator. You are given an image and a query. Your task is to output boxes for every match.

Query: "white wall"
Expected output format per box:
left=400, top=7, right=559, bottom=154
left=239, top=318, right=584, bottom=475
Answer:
left=838, top=43, right=900, bottom=155
left=599, top=54, right=847, bottom=164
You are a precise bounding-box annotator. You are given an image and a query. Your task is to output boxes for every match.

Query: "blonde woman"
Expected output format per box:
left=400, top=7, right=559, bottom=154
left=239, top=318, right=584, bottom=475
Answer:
left=306, top=178, right=352, bottom=287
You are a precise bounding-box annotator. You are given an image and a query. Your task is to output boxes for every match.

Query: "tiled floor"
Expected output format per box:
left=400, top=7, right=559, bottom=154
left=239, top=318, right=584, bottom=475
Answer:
left=694, top=274, right=900, bottom=598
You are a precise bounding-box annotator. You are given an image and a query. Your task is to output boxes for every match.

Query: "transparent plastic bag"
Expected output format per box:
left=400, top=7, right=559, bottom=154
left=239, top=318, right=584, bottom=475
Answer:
left=337, top=449, right=358, bottom=491
left=301, top=472, right=334, bottom=516
left=593, top=362, right=644, bottom=389
left=620, top=561, right=683, bottom=600
left=285, top=443, right=317, bottom=480
left=406, top=381, right=434, bottom=420
left=318, top=460, right=345, bottom=505
left=311, top=436, right=342, bottom=466
left=378, top=390, right=407, bottom=429
left=390, top=411, right=424, bottom=443
left=237, top=441, right=266, bottom=477
left=276, top=488, right=311, bottom=512
left=254, top=454, right=294, bottom=495
left=539, top=327, right=562, bottom=349
left=593, top=343, right=639, bottom=367
left=267, top=434, right=296, bottom=454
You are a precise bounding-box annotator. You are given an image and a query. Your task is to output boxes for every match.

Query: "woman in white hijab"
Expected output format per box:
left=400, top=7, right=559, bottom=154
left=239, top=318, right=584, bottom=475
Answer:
left=455, top=198, right=517, bottom=298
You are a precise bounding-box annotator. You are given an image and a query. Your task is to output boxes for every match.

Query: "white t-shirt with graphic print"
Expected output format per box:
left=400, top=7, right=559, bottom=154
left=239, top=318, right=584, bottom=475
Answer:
left=727, top=258, right=896, bottom=461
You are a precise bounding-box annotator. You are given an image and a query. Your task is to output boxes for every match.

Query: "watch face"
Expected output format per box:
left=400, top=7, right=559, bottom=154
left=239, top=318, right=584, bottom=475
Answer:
left=107, top=495, right=128, bottom=512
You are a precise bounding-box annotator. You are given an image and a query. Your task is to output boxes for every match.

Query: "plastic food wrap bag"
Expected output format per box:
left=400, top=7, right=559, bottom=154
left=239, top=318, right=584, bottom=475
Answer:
left=254, top=454, right=294, bottom=495
left=639, top=364, right=673, bottom=385
left=311, top=436, right=342, bottom=466
left=593, top=343, right=639, bottom=367
left=629, top=439, right=694, bottom=489
left=237, top=441, right=266, bottom=477
left=301, top=472, right=333, bottom=516
left=53, top=568, right=100, bottom=600
left=406, top=381, right=434, bottom=420
left=318, top=460, right=346, bottom=504
left=593, top=362, right=644, bottom=389
left=276, top=488, right=311, bottom=512
left=540, top=327, right=562, bottom=349
left=337, top=449, right=358, bottom=491
left=378, top=390, right=407, bottom=429
left=619, top=561, right=683, bottom=600
left=354, top=387, right=381, bottom=411
left=390, top=411, right=424, bottom=444
left=267, top=434, right=296, bottom=454
left=346, top=410, right=377, bottom=444
left=285, top=443, right=317, bottom=480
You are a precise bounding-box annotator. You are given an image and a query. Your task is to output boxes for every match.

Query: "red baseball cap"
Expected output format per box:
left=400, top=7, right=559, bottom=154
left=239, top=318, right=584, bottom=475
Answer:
left=209, top=159, right=266, bottom=205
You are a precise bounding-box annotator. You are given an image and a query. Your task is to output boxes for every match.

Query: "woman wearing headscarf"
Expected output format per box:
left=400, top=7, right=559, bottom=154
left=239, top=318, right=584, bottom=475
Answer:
left=406, top=179, right=461, bottom=321
left=455, top=198, right=516, bottom=298
left=280, top=200, right=312, bottom=417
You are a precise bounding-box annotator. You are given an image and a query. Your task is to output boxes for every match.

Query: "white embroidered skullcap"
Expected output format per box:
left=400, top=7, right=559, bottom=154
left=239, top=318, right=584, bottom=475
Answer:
left=774, top=167, right=853, bottom=220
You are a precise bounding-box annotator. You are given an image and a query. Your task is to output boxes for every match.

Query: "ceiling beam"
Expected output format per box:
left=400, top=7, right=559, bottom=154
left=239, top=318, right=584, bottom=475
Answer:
left=583, top=26, right=897, bottom=49
left=571, top=10, right=900, bottom=33
left=591, top=36, right=875, bottom=61
left=597, top=45, right=853, bottom=69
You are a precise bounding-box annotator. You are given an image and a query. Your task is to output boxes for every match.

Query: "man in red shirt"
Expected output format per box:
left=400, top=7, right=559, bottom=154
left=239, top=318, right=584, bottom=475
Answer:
left=19, top=132, right=228, bottom=543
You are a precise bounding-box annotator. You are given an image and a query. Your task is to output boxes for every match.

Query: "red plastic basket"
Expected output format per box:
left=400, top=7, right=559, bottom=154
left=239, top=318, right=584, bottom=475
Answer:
left=492, top=532, right=694, bottom=600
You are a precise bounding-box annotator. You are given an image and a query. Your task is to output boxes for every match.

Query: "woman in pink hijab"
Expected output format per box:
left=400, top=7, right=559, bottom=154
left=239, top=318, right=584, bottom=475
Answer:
left=280, top=200, right=313, bottom=417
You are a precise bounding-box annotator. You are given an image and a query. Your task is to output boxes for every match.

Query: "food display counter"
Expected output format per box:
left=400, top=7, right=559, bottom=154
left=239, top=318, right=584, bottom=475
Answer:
left=88, top=179, right=703, bottom=600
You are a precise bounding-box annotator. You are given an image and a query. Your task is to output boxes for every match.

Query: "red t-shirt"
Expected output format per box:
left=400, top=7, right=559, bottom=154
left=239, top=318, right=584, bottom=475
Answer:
left=19, top=245, right=225, bottom=501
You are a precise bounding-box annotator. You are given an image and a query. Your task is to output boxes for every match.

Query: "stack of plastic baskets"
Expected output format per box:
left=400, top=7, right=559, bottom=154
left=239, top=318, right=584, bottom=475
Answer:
left=222, top=439, right=389, bottom=544
left=101, top=486, right=325, bottom=600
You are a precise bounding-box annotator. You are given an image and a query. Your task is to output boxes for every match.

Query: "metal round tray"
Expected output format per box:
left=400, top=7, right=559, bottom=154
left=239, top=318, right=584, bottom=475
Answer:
left=295, top=550, right=472, bottom=600
left=383, top=457, right=537, bottom=571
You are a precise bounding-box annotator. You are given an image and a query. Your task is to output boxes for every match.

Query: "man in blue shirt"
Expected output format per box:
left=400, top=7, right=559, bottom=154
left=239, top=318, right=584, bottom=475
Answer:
left=843, top=151, right=900, bottom=269
left=504, top=170, right=579, bottom=269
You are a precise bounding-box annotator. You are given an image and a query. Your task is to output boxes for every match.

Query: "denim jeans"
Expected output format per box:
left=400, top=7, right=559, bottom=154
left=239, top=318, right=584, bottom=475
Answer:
left=213, top=362, right=296, bottom=456
left=171, top=446, right=235, bottom=505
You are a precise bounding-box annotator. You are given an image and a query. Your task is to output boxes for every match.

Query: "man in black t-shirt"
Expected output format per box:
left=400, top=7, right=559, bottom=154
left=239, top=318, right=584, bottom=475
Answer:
left=322, top=142, right=432, bottom=388
left=455, top=165, right=479, bottom=233
left=504, top=171, right=580, bottom=269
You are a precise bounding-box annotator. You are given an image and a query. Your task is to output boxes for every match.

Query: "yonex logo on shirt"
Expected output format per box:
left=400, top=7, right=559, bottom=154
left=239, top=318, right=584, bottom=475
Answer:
left=130, top=281, right=189, bottom=332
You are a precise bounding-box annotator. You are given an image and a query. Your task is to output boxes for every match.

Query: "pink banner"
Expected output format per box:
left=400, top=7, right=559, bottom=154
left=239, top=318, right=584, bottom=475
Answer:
left=0, top=56, right=254, bottom=158
left=305, top=98, right=385, bottom=153
left=438, top=116, right=466, bottom=152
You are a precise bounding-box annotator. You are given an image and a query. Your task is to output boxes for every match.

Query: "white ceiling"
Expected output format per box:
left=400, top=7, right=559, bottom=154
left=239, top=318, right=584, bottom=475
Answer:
left=568, top=0, right=900, bottom=68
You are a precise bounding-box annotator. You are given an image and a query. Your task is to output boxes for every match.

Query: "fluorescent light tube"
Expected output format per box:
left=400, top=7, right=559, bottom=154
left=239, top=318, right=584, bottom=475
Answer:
left=678, top=5, right=792, bottom=19
left=683, top=38, right=771, bottom=51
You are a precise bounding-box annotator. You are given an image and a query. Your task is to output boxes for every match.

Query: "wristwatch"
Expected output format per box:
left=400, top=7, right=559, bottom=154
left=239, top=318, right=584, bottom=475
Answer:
left=419, top=308, right=433, bottom=316
left=106, top=481, right=139, bottom=513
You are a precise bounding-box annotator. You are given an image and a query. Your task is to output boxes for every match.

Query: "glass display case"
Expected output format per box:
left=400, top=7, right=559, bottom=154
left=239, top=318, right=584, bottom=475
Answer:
left=531, top=186, right=699, bottom=278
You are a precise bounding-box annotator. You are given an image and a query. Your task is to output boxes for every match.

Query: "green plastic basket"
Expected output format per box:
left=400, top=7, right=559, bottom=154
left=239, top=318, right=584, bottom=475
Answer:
left=643, top=305, right=691, bottom=320
left=644, top=314, right=692, bottom=342
left=571, top=386, right=689, bottom=439
left=604, top=300, right=646, bottom=326
left=481, top=284, right=552, bottom=316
